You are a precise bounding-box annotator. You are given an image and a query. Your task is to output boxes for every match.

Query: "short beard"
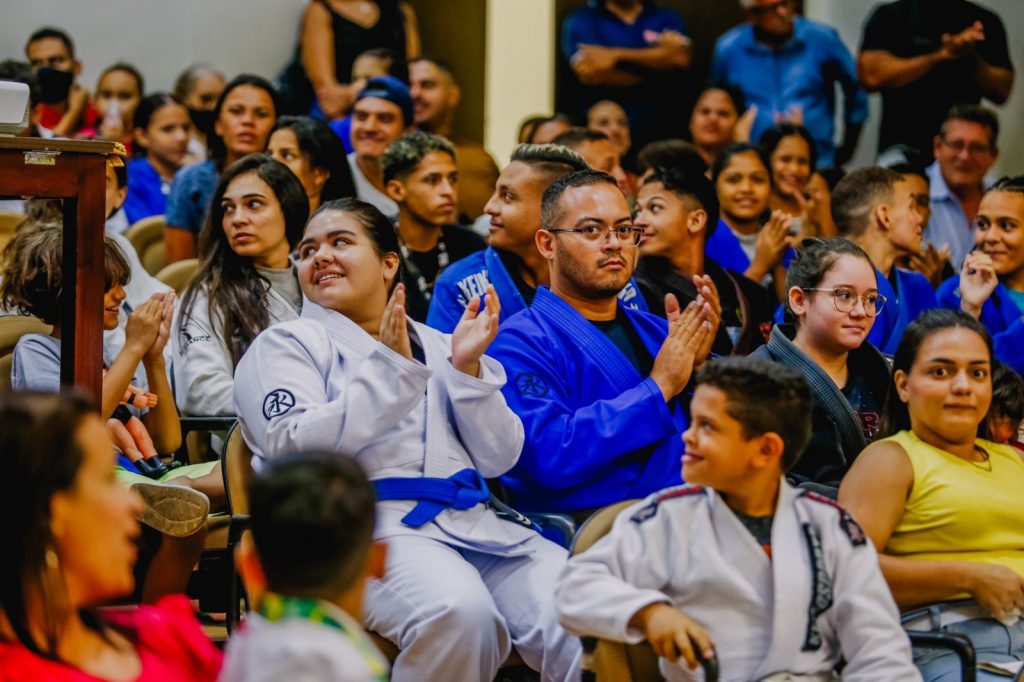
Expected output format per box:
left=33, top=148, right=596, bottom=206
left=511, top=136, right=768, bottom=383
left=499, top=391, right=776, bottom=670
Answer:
left=553, top=245, right=631, bottom=300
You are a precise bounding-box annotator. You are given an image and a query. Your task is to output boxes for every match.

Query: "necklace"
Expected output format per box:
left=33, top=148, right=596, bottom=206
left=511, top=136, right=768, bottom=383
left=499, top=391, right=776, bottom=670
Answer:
left=398, top=231, right=448, bottom=304
left=967, top=445, right=993, bottom=472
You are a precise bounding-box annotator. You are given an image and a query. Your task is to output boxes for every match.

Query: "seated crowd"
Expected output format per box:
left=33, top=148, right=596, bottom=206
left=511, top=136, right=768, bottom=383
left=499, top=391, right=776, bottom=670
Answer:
left=0, top=1, right=1022, bottom=680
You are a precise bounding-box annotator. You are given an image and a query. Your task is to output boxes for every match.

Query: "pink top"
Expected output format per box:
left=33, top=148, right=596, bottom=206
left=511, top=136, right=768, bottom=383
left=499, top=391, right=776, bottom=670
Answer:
left=0, top=595, right=222, bottom=682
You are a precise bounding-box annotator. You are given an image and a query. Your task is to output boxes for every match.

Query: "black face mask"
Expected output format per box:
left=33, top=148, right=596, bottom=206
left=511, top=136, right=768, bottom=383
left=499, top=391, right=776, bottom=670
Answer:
left=189, top=108, right=217, bottom=136
left=37, top=67, right=74, bottom=104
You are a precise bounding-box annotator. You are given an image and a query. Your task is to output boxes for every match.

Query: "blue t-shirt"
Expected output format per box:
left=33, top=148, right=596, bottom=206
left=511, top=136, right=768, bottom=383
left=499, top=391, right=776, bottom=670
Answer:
left=561, top=0, right=687, bottom=59
left=329, top=115, right=354, bottom=154
left=710, top=17, right=868, bottom=168
left=165, top=159, right=219, bottom=234
left=124, top=157, right=172, bottom=225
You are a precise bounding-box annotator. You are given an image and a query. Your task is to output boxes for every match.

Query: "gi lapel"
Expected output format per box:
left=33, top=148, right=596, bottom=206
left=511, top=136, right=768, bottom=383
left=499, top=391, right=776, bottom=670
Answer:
left=766, top=326, right=866, bottom=463
left=707, top=490, right=772, bottom=602
left=301, top=300, right=378, bottom=357
left=411, top=322, right=451, bottom=478
left=485, top=247, right=528, bottom=322
left=754, top=481, right=815, bottom=678
left=531, top=287, right=645, bottom=391
left=868, top=269, right=898, bottom=355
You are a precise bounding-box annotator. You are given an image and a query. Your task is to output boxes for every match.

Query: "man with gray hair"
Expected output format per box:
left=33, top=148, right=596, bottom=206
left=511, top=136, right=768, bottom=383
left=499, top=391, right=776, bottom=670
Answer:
left=426, top=143, right=647, bottom=333
left=382, top=131, right=486, bottom=321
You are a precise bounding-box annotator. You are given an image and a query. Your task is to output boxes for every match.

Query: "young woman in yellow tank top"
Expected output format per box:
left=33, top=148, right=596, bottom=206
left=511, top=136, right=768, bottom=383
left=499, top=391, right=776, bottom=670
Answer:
left=839, top=308, right=1024, bottom=680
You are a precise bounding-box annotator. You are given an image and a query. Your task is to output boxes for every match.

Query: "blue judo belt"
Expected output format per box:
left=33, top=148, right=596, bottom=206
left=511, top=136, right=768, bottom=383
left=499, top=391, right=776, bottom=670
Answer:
left=374, top=468, right=491, bottom=528
left=374, top=468, right=539, bottom=531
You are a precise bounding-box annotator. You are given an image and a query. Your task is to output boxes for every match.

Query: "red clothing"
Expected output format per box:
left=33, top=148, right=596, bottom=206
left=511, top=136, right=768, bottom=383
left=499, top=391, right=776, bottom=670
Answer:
left=36, top=102, right=99, bottom=136
left=0, top=595, right=222, bottom=681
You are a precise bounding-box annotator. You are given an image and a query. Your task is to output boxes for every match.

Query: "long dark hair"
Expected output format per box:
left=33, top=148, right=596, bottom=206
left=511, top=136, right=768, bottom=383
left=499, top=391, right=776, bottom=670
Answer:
left=272, top=116, right=356, bottom=202
left=881, top=309, right=994, bottom=436
left=207, top=74, right=280, bottom=167
left=181, top=154, right=309, bottom=366
left=0, top=390, right=98, bottom=656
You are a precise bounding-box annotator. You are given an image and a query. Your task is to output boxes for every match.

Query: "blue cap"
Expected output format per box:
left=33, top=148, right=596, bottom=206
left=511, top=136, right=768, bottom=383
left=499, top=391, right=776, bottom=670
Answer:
left=355, top=76, right=413, bottom=126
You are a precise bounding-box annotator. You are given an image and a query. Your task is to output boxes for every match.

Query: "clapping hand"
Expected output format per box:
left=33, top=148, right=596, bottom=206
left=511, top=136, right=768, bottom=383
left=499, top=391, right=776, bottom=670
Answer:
left=380, top=283, right=413, bottom=360
left=451, top=284, right=501, bottom=378
left=143, top=291, right=175, bottom=364
left=651, top=298, right=711, bottom=401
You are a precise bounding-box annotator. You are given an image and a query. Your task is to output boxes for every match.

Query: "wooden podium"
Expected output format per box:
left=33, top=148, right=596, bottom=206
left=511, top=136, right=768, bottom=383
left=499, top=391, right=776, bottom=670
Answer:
left=0, top=136, right=124, bottom=400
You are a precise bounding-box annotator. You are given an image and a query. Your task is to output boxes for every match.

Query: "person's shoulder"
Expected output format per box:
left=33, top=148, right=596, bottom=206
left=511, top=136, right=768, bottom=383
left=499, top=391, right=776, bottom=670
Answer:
left=798, top=16, right=844, bottom=43
left=438, top=248, right=487, bottom=282
left=15, top=333, right=59, bottom=356
left=795, top=489, right=870, bottom=548
left=628, top=484, right=707, bottom=525
left=935, top=273, right=962, bottom=298
left=715, top=23, right=750, bottom=51
left=109, top=595, right=222, bottom=676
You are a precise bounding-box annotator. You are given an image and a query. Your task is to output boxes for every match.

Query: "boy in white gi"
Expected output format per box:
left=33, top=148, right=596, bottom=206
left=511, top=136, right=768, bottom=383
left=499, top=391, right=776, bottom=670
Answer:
left=219, top=451, right=389, bottom=682
left=556, top=356, right=921, bottom=681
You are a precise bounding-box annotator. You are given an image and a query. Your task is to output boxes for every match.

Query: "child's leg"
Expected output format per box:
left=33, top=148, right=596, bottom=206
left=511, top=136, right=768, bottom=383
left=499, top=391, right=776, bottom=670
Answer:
left=108, top=419, right=143, bottom=462
left=140, top=526, right=207, bottom=604
left=467, top=536, right=582, bottom=682
left=162, top=461, right=226, bottom=509
left=364, top=534, right=510, bottom=682
left=125, top=416, right=159, bottom=459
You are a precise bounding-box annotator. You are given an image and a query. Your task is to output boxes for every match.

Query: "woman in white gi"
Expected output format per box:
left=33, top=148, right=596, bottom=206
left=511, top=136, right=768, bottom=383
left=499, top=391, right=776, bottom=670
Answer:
left=232, top=198, right=580, bottom=682
left=840, top=309, right=1024, bottom=680
left=173, top=154, right=309, bottom=415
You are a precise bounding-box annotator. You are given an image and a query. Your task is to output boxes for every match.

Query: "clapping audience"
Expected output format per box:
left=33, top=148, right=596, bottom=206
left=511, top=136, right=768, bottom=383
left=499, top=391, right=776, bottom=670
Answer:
left=2, top=2, right=1022, bottom=679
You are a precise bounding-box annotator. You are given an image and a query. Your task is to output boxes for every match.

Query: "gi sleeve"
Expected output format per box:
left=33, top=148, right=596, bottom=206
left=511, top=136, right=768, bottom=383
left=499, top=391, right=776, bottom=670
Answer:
left=556, top=497, right=683, bottom=643
left=828, top=511, right=922, bottom=681
left=172, top=291, right=236, bottom=416
left=233, top=324, right=432, bottom=459
left=10, top=336, right=61, bottom=392
left=444, top=354, right=525, bottom=478
left=489, top=326, right=681, bottom=492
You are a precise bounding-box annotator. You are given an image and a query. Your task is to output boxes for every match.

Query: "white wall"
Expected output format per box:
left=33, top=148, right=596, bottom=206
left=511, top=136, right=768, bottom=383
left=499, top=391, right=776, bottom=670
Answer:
left=806, top=0, right=1024, bottom=176
left=2, top=0, right=306, bottom=93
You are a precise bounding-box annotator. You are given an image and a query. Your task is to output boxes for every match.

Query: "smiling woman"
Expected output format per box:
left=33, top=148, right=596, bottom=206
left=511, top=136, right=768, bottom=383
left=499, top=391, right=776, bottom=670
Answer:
left=173, top=154, right=309, bottom=416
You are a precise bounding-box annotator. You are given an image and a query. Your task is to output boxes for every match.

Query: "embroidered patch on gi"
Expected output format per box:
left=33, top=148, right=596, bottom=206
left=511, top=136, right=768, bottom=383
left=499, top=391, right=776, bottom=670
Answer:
left=262, top=389, right=296, bottom=420
left=801, top=491, right=868, bottom=547
left=630, top=486, right=703, bottom=523
left=801, top=522, right=834, bottom=652
left=515, top=373, right=549, bottom=398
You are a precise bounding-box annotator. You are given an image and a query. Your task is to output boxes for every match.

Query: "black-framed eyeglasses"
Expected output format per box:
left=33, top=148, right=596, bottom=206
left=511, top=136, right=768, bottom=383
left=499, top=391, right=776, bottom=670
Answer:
left=802, top=287, right=887, bottom=317
left=545, top=224, right=643, bottom=246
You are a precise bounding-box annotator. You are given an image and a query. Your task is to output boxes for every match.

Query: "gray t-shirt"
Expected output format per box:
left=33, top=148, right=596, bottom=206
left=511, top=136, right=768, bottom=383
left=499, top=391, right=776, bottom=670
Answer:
left=256, top=264, right=303, bottom=315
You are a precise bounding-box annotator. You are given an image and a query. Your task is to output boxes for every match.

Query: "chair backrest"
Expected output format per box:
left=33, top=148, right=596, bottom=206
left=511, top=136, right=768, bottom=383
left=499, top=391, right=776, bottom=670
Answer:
left=155, top=258, right=200, bottom=294
left=223, top=422, right=254, bottom=517
left=0, top=210, right=25, bottom=250
left=571, top=500, right=663, bottom=682
left=123, top=215, right=166, bottom=275
left=0, top=316, right=52, bottom=393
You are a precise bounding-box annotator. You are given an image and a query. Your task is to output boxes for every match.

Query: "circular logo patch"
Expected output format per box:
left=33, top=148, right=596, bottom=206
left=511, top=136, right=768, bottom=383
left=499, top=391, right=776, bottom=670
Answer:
left=515, top=373, right=549, bottom=399
left=262, top=388, right=296, bottom=419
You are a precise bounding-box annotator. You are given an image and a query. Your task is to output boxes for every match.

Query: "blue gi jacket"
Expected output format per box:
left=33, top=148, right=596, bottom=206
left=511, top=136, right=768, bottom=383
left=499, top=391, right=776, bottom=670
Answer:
left=426, top=246, right=647, bottom=333
left=487, top=287, right=686, bottom=514
left=937, top=275, right=1024, bottom=373
left=123, top=157, right=169, bottom=225
left=869, top=268, right=937, bottom=355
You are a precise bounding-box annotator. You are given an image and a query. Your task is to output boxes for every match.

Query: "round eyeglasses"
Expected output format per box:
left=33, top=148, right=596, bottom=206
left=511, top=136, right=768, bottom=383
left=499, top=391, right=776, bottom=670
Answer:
left=802, top=287, right=887, bottom=317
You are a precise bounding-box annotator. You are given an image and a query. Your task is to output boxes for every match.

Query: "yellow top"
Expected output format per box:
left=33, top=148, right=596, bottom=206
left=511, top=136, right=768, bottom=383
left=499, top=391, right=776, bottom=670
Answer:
left=882, top=430, right=1024, bottom=577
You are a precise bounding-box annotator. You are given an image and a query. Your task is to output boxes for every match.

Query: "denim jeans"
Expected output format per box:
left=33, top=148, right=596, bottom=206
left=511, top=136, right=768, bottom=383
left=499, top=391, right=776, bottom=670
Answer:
left=914, top=617, right=1024, bottom=681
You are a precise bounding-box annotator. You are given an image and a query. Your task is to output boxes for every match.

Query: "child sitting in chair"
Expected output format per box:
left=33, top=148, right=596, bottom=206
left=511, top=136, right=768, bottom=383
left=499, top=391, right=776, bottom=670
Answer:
left=556, top=356, right=920, bottom=681
left=220, top=451, right=389, bottom=682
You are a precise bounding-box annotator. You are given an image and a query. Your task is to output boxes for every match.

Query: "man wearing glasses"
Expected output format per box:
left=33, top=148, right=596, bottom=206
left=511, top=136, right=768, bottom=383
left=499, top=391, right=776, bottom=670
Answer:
left=925, top=104, right=1000, bottom=270
left=710, top=0, right=867, bottom=170
left=488, top=170, right=718, bottom=523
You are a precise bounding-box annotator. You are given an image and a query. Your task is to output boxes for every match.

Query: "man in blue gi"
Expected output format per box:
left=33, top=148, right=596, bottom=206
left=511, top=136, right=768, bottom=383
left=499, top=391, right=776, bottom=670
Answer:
left=832, top=167, right=938, bottom=355
left=488, top=169, right=717, bottom=522
left=711, top=0, right=867, bottom=169
left=426, top=144, right=646, bottom=333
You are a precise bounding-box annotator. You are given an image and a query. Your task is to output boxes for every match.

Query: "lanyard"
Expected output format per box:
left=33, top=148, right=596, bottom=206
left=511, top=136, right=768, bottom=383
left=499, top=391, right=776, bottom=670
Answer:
left=258, top=593, right=389, bottom=681
left=398, top=234, right=449, bottom=304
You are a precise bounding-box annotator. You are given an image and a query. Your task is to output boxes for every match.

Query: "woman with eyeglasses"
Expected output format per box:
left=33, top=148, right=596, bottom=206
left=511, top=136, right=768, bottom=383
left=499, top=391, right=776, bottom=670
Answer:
left=752, top=237, right=891, bottom=494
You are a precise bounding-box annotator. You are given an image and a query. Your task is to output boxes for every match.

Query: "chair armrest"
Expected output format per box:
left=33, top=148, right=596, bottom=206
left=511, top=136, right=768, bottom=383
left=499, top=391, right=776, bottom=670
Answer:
left=907, top=631, right=975, bottom=682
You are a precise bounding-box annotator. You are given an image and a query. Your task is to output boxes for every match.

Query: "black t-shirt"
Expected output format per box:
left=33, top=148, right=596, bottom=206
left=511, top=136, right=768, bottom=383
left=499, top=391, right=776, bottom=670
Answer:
left=841, top=373, right=882, bottom=443
left=860, top=0, right=1013, bottom=157
left=402, top=225, right=486, bottom=322
left=590, top=310, right=654, bottom=377
left=495, top=247, right=538, bottom=307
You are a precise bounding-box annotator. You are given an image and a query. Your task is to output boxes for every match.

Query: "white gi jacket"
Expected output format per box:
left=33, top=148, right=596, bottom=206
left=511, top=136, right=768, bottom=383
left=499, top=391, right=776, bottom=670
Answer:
left=173, top=283, right=299, bottom=415
left=232, top=300, right=537, bottom=552
left=556, top=480, right=920, bottom=682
